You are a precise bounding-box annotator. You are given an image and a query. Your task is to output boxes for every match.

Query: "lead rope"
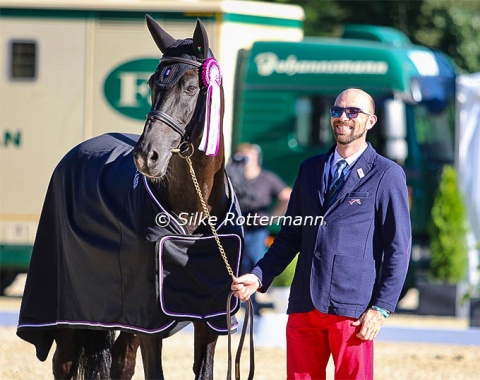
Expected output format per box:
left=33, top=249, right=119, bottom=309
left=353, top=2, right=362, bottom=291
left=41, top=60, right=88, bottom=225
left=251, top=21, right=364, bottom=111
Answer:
left=175, top=144, right=254, bottom=380
left=227, top=291, right=254, bottom=380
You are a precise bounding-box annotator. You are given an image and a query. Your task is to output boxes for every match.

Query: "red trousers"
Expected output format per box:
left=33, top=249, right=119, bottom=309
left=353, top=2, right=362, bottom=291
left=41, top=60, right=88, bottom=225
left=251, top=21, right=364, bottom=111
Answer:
left=286, top=309, right=373, bottom=380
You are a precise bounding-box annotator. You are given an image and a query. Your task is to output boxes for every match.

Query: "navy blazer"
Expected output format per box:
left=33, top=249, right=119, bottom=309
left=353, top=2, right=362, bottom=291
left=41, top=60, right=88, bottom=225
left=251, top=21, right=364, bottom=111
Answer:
left=251, top=144, right=412, bottom=319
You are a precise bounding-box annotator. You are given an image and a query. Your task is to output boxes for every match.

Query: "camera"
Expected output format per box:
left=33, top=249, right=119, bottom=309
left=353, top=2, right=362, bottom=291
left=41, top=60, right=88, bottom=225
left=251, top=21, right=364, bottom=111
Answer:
left=231, top=153, right=248, bottom=164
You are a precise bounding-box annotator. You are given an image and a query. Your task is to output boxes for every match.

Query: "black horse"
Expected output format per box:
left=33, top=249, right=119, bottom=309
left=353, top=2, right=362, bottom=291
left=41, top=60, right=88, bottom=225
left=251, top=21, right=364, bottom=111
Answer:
left=17, top=16, right=243, bottom=379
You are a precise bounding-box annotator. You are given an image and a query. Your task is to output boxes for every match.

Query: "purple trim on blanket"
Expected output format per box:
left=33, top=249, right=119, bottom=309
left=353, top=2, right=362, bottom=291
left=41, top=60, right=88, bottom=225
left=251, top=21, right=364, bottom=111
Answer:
left=18, top=319, right=177, bottom=334
left=143, top=175, right=187, bottom=234
left=143, top=173, right=239, bottom=233
left=207, top=319, right=238, bottom=333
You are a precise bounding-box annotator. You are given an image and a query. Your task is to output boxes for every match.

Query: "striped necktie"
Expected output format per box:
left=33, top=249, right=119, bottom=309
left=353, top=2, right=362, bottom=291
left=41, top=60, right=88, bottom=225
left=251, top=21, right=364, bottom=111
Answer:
left=326, top=159, right=347, bottom=208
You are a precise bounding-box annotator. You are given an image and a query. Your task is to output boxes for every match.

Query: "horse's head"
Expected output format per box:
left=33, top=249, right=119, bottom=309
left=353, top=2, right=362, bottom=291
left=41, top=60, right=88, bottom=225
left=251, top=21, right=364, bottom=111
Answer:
left=134, top=15, right=222, bottom=180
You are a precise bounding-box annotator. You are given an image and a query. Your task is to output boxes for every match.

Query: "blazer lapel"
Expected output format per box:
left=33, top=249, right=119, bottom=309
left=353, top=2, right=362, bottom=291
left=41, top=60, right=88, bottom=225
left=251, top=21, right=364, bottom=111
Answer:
left=329, top=144, right=376, bottom=208
left=318, top=147, right=334, bottom=207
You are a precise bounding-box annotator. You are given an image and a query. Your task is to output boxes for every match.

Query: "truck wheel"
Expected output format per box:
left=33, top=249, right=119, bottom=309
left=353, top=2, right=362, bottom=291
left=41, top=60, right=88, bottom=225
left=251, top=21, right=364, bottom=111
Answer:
left=0, top=271, right=18, bottom=295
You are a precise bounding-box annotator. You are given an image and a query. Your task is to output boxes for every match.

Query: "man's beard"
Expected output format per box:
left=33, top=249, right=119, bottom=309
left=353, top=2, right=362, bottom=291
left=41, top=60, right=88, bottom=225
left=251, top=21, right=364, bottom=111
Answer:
left=335, top=128, right=367, bottom=145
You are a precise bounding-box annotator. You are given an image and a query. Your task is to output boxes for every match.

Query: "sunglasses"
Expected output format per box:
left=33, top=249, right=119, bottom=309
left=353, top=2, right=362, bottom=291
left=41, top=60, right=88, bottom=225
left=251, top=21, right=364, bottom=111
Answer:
left=329, top=106, right=372, bottom=119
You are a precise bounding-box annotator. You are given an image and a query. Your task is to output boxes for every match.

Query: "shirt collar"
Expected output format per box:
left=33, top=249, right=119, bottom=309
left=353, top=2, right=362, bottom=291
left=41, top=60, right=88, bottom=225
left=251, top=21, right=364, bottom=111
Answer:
left=332, top=144, right=368, bottom=168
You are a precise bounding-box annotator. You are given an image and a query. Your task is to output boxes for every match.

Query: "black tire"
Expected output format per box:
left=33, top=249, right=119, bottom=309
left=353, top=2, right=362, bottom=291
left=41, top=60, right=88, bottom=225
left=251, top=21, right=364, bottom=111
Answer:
left=0, top=271, right=18, bottom=295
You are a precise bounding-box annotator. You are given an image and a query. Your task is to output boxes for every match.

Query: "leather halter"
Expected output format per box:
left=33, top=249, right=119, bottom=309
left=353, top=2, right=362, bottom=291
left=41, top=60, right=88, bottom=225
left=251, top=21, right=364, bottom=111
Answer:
left=146, top=56, right=206, bottom=146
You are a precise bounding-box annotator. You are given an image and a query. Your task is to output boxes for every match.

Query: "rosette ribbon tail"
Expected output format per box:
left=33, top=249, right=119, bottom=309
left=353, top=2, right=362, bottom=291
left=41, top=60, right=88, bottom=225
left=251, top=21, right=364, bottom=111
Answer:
left=199, top=58, right=222, bottom=156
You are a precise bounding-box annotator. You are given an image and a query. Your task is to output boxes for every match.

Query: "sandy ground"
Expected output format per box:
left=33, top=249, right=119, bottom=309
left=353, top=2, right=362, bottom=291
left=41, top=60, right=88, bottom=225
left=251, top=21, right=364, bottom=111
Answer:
left=1, top=276, right=480, bottom=379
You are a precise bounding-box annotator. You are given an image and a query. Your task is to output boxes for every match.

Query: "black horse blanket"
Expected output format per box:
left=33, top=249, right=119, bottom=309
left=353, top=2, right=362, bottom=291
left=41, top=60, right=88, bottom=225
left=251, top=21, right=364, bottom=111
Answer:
left=17, top=133, right=243, bottom=361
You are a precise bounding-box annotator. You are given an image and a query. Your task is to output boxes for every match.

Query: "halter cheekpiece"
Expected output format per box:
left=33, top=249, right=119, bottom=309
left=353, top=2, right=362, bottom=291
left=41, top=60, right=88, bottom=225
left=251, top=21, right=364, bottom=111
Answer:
left=146, top=55, right=223, bottom=157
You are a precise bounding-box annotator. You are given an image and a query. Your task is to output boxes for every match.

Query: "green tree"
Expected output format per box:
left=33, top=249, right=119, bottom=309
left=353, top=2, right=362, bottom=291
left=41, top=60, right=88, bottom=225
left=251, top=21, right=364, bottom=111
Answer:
left=429, top=165, right=468, bottom=283
left=264, top=0, right=480, bottom=72
left=414, top=0, right=480, bottom=73
left=272, top=255, right=298, bottom=287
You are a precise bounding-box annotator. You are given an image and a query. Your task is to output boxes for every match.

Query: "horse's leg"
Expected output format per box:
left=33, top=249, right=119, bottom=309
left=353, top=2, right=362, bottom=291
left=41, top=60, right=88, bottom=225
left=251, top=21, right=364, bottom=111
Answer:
left=52, top=329, right=79, bottom=379
left=138, top=334, right=165, bottom=380
left=110, top=332, right=140, bottom=380
left=192, top=321, right=218, bottom=380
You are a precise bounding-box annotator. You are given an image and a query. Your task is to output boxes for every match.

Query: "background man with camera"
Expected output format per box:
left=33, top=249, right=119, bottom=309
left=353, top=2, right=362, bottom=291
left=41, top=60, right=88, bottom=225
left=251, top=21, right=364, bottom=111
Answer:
left=227, top=143, right=291, bottom=315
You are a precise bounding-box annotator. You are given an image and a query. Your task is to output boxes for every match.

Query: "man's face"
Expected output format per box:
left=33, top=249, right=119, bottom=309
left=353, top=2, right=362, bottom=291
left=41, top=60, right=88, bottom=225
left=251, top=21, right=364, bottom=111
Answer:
left=238, top=148, right=258, bottom=167
left=330, top=90, right=375, bottom=146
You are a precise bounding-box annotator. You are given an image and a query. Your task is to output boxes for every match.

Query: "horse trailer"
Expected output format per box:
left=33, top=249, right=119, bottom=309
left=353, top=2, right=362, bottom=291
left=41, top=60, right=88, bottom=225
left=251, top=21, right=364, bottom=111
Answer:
left=0, top=0, right=304, bottom=292
left=0, top=1, right=460, bottom=296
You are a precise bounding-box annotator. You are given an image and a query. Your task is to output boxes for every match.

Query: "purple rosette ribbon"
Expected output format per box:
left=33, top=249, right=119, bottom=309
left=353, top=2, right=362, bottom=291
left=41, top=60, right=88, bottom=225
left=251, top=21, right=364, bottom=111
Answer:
left=199, top=58, right=222, bottom=156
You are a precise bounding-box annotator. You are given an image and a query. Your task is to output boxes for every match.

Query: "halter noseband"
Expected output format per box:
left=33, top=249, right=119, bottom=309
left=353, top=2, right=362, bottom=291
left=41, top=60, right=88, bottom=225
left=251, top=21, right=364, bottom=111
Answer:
left=146, top=110, right=186, bottom=138
left=146, top=56, right=206, bottom=151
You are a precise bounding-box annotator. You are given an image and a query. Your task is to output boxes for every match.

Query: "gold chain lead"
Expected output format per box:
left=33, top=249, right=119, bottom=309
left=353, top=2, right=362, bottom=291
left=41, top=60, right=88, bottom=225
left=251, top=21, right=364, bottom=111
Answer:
left=185, top=156, right=235, bottom=280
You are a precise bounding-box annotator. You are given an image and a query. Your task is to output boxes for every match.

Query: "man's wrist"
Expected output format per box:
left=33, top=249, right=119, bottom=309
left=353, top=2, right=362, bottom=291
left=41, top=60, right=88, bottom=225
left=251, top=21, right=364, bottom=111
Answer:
left=372, top=305, right=390, bottom=318
left=252, top=274, right=262, bottom=289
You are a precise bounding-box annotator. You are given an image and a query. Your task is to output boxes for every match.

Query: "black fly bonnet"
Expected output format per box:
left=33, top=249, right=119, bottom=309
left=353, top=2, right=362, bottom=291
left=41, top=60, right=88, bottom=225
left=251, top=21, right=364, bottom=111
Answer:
left=146, top=15, right=222, bottom=155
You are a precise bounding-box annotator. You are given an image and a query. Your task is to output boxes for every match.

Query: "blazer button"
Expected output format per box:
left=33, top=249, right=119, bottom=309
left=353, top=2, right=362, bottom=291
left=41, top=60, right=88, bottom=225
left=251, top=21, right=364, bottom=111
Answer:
left=314, top=251, right=320, bottom=258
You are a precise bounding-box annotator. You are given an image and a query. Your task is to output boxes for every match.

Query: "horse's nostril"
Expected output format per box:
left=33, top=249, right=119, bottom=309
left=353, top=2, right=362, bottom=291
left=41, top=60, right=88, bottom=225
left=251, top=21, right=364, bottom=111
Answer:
left=148, top=150, right=159, bottom=163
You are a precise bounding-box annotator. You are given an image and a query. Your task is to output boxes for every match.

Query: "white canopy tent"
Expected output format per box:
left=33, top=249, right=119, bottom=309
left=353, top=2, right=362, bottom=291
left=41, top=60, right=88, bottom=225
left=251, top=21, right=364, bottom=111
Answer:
left=456, top=72, right=480, bottom=292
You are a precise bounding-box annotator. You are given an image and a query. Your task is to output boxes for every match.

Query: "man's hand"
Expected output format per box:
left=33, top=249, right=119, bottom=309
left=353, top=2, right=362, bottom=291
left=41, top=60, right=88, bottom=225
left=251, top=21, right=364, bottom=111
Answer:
left=351, top=308, right=386, bottom=340
left=231, top=274, right=261, bottom=302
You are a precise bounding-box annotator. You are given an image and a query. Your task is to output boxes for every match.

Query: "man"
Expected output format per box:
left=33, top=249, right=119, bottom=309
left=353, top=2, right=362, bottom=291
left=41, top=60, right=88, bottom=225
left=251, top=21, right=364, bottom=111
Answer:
left=227, top=143, right=291, bottom=314
left=232, top=88, right=411, bottom=379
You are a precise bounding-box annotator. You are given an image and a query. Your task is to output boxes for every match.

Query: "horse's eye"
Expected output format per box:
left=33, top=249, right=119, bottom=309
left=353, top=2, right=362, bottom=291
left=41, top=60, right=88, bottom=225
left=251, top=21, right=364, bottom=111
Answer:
left=186, top=85, right=198, bottom=95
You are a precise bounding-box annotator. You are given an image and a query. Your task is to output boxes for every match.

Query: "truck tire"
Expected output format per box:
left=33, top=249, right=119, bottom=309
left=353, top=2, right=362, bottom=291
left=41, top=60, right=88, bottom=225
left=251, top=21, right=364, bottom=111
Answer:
left=0, top=271, right=18, bottom=295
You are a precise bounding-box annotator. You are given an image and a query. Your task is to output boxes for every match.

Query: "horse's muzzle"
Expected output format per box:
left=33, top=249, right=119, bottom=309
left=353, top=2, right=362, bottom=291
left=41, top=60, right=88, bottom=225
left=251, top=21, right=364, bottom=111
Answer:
left=133, top=147, right=165, bottom=179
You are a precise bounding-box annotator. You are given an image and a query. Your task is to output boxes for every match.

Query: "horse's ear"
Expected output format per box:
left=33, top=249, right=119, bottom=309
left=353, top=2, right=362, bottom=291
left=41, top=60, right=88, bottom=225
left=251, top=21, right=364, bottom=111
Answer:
left=145, top=14, right=177, bottom=53
left=192, top=19, right=209, bottom=60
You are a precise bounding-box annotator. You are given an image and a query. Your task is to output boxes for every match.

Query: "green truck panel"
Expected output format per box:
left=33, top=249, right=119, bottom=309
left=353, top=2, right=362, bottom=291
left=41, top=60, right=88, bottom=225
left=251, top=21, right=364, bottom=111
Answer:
left=0, top=245, right=32, bottom=270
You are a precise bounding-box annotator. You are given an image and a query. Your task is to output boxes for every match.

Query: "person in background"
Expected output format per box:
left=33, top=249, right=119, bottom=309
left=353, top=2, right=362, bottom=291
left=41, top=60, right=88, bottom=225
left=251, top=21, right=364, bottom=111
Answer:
left=227, top=143, right=291, bottom=315
left=231, top=89, right=411, bottom=379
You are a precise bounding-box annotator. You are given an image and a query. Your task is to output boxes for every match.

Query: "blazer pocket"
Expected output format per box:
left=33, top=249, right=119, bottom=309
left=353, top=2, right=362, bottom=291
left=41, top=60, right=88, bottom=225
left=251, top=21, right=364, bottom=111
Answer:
left=348, top=192, right=370, bottom=198
left=330, top=254, right=376, bottom=306
left=343, top=191, right=372, bottom=208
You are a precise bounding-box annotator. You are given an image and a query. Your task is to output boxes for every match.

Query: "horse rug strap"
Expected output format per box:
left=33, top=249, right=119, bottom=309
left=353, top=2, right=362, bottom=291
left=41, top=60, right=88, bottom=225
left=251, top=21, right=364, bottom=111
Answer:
left=227, top=292, right=255, bottom=380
